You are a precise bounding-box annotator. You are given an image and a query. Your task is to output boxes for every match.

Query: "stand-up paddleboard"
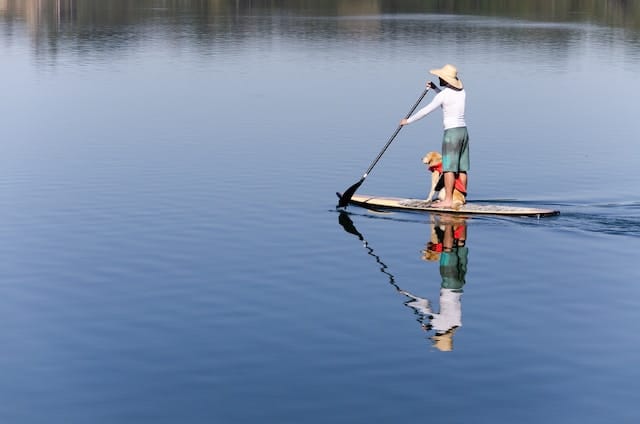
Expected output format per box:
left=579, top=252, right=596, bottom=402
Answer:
left=343, top=194, right=560, bottom=217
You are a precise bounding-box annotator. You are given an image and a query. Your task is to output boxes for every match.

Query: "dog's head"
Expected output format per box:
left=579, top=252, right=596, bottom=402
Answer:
left=422, top=151, right=442, bottom=167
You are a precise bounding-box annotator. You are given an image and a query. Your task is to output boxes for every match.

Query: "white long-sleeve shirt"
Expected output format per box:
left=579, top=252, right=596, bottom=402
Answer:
left=401, top=288, right=462, bottom=334
left=406, top=87, right=466, bottom=130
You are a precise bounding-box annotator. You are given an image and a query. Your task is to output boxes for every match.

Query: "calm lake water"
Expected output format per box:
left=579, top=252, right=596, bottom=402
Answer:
left=2, top=1, right=640, bottom=423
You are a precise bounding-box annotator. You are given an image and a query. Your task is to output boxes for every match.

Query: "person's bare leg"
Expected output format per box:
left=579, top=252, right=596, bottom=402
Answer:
left=433, top=172, right=454, bottom=208
left=458, top=171, right=467, bottom=192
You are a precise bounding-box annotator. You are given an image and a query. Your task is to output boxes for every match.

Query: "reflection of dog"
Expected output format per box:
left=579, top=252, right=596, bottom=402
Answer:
left=422, top=215, right=467, bottom=262
left=422, top=151, right=467, bottom=208
left=422, top=217, right=442, bottom=261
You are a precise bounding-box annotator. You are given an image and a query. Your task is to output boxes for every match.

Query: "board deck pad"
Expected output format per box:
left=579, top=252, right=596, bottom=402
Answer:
left=347, top=194, right=559, bottom=217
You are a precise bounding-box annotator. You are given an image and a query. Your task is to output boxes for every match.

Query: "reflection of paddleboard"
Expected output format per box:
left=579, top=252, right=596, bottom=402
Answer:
left=346, top=194, right=560, bottom=217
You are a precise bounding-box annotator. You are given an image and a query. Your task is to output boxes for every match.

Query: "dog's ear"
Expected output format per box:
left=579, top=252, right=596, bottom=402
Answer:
left=432, top=152, right=442, bottom=165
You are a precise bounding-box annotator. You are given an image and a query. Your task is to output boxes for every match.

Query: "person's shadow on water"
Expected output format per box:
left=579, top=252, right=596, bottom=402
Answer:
left=338, top=212, right=469, bottom=352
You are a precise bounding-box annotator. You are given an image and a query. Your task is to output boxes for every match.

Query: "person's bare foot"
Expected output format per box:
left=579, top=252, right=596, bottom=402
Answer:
left=431, top=200, right=453, bottom=208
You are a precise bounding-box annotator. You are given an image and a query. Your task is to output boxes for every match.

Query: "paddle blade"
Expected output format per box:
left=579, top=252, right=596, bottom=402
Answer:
left=336, top=178, right=364, bottom=208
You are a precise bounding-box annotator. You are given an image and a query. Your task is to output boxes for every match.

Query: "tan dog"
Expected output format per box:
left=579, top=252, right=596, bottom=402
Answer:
left=422, top=151, right=467, bottom=208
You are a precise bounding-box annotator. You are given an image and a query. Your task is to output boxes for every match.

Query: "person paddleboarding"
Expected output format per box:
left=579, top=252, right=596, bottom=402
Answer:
left=400, top=64, right=469, bottom=209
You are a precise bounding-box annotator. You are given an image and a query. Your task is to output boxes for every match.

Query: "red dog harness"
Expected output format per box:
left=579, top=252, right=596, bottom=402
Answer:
left=428, top=163, right=467, bottom=195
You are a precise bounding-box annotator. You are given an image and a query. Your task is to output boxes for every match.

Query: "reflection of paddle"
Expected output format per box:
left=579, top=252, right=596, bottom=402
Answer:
left=338, top=212, right=434, bottom=327
left=339, top=212, right=467, bottom=351
left=338, top=212, right=400, bottom=290
left=336, top=88, right=430, bottom=208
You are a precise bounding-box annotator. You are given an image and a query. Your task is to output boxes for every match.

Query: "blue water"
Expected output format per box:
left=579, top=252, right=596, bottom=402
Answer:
left=2, top=2, right=640, bottom=423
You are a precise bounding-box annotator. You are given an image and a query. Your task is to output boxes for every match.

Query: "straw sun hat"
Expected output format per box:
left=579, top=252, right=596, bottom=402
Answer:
left=430, top=64, right=463, bottom=89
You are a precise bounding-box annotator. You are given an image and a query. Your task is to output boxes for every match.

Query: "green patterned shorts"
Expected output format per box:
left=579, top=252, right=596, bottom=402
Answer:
left=442, top=127, right=470, bottom=173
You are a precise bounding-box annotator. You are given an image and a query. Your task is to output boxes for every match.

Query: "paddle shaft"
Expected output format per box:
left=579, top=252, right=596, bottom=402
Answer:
left=337, top=87, right=429, bottom=207
left=362, top=87, right=429, bottom=178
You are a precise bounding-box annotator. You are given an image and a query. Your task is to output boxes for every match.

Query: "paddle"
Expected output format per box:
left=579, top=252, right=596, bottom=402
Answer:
left=336, top=87, right=430, bottom=208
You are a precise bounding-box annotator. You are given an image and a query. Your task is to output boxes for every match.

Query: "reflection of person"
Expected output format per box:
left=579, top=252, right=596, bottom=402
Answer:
left=338, top=211, right=470, bottom=352
left=401, top=216, right=468, bottom=351
left=400, top=64, right=469, bottom=209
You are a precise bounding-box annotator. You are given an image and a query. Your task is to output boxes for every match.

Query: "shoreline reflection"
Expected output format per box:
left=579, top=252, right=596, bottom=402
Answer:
left=2, top=0, right=639, bottom=65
